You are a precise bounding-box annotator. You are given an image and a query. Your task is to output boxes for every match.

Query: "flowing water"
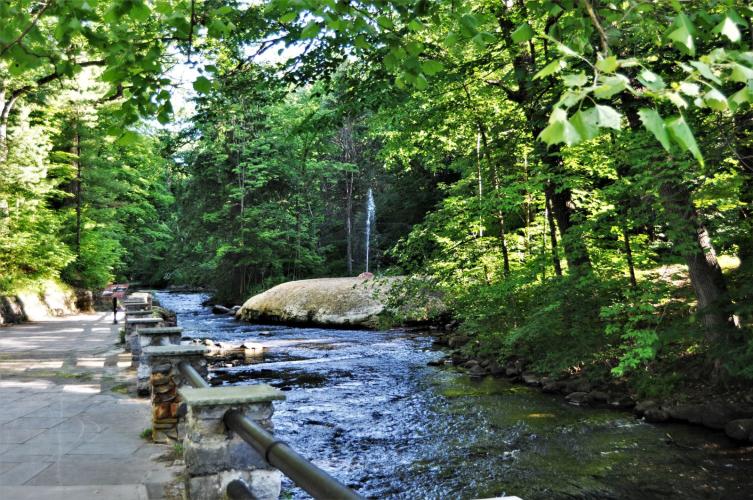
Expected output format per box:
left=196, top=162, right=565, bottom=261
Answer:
left=365, top=188, right=375, bottom=273
left=156, top=292, right=753, bottom=500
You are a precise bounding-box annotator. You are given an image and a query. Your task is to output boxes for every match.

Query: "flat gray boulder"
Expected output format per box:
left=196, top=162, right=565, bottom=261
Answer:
left=236, top=277, right=443, bottom=329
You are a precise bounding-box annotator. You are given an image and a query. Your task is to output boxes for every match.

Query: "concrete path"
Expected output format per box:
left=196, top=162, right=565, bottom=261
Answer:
left=0, top=312, right=181, bottom=499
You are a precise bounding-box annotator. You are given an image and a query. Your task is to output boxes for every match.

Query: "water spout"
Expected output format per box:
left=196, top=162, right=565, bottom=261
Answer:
left=365, top=188, right=375, bottom=273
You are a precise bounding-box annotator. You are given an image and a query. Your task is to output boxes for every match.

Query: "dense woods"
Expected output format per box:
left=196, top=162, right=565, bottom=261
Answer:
left=2, top=0, right=753, bottom=391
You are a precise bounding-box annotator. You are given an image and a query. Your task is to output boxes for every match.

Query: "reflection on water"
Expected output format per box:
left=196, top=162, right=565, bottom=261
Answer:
left=156, top=292, right=753, bottom=499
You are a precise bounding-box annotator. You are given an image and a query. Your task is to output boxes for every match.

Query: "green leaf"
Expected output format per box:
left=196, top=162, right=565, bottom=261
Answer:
left=715, top=16, right=741, bottom=43
left=376, top=16, right=393, bottom=30
left=301, top=21, right=321, bottom=38
left=570, top=108, right=599, bottom=140
left=415, top=72, right=428, bottom=90
left=638, top=108, right=671, bottom=152
left=420, top=60, right=444, bottom=76
left=595, top=104, right=622, bottom=129
left=354, top=35, right=370, bottom=50
left=129, top=2, right=150, bottom=22
left=596, top=55, right=619, bottom=73
left=538, top=108, right=581, bottom=146
left=666, top=115, right=704, bottom=165
left=534, top=59, right=566, bottom=80
left=668, top=13, right=695, bottom=55
left=689, top=61, right=721, bottom=84
left=678, top=81, right=699, bottom=96
left=408, top=19, right=424, bottom=32
left=638, top=70, right=665, bottom=91
left=562, top=72, right=587, bottom=87
left=729, top=86, right=752, bottom=111
left=511, top=23, right=534, bottom=44
left=193, top=76, right=212, bottom=94
left=593, top=74, right=628, bottom=99
left=667, top=91, right=688, bottom=109
left=444, top=32, right=458, bottom=47
left=279, top=11, right=297, bottom=23
left=704, top=88, right=728, bottom=111
left=116, top=131, right=141, bottom=146
left=730, top=63, right=753, bottom=83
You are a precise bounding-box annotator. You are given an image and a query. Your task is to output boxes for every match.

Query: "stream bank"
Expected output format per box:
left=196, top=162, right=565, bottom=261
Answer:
left=158, top=292, right=753, bottom=499
left=436, top=331, right=753, bottom=446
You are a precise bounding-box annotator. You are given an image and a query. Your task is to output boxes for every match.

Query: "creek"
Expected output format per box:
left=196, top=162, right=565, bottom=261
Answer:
left=155, top=292, right=753, bottom=500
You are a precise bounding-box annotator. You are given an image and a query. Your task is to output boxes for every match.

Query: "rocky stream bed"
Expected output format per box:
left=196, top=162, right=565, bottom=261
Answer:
left=156, top=292, right=753, bottom=500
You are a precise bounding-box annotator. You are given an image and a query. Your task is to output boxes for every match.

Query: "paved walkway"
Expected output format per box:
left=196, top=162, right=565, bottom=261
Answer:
left=0, top=312, right=181, bottom=499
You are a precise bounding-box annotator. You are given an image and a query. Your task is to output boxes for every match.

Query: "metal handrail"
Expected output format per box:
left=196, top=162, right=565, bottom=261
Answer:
left=177, top=361, right=362, bottom=500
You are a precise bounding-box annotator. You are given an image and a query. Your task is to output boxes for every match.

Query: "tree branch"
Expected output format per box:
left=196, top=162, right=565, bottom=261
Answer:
left=0, top=0, right=53, bottom=58
left=580, top=0, right=609, bottom=55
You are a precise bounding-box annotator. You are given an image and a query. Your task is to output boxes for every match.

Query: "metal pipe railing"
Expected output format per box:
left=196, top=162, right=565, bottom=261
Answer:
left=177, top=361, right=362, bottom=500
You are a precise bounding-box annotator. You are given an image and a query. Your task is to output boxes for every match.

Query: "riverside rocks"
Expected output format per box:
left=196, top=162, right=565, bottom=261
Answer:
left=725, top=419, right=753, bottom=441
left=211, top=305, right=230, bottom=314
left=237, top=276, right=444, bottom=328
left=439, top=338, right=753, bottom=443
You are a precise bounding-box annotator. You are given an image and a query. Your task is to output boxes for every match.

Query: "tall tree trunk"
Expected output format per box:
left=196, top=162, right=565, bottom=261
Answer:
left=622, top=226, right=637, bottom=287
left=659, top=181, right=734, bottom=343
left=621, top=96, right=737, bottom=348
left=545, top=192, right=563, bottom=277
left=533, top=129, right=592, bottom=275
left=0, top=91, right=17, bottom=162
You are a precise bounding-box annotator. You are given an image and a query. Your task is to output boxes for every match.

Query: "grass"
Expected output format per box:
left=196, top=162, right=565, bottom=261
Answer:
left=139, top=428, right=152, bottom=440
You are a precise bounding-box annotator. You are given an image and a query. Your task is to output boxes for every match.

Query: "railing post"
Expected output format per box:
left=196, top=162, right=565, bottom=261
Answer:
left=142, top=345, right=209, bottom=442
left=134, top=327, right=184, bottom=395
left=125, top=317, right=164, bottom=362
left=178, top=385, right=286, bottom=500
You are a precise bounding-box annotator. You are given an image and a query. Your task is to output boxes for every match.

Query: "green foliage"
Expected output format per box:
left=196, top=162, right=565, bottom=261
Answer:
left=600, top=282, right=672, bottom=377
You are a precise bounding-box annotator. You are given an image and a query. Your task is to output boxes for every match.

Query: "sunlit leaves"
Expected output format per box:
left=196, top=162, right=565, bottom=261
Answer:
left=714, top=15, right=741, bottom=43
left=193, top=76, right=212, bottom=94
left=420, top=60, right=444, bottom=76
left=638, top=108, right=671, bottom=152
left=595, top=56, right=618, bottom=73
left=666, top=115, right=704, bottom=165
left=534, top=59, right=567, bottom=80
left=667, top=13, right=696, bottom=55
left=593, top=75, right=629, bottom=99
left=511, top=23, right=534, bottom=44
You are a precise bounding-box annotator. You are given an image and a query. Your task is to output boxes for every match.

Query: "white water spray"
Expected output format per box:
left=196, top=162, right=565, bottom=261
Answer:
left=365, top=188, right=376, bottom=273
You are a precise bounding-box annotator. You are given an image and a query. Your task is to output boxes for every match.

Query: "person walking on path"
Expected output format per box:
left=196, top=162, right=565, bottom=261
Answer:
left=112, top=295, right=118, bottom=324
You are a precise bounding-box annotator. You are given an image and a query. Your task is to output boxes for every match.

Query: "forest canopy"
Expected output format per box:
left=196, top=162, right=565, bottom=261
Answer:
left=2, top=0, right=753, bottom=386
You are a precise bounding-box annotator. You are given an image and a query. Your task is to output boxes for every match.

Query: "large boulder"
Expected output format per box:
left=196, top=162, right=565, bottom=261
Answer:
left=236, top=276, right=443, bottom=329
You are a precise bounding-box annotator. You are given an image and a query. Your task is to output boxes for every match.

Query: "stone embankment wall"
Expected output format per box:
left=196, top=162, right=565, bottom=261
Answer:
left=0, top=279, right=85, bottom=325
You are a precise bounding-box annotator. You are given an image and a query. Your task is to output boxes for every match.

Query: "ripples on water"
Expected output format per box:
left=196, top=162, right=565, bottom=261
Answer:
left=156, top=292, right=753, bottom=500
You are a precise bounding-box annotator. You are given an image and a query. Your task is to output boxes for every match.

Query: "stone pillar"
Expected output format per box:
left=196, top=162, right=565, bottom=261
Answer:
left=123, top=299, right=150, bottom=312
left=135, top=327, right=184, bottom=395
left=142, top=345, right=209, bottom=442
left=125, top=317, right=164, bottom=359
left=179, top=385, right=285, bottom=500
left=125, top=309, right=153, bottom=318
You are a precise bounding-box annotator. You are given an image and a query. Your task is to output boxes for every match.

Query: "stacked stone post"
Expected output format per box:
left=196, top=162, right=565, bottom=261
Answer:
left=179, top=385, right=285, bottom=500
left=135, top=327, right=184, bottom=395
left=142, top=345, right=209, bottom=442
left=125, top=317, right=164, bottom=360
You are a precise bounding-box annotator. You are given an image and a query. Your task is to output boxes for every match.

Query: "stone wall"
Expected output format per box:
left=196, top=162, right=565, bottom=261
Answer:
left=0, top=279, right=80, bottom=326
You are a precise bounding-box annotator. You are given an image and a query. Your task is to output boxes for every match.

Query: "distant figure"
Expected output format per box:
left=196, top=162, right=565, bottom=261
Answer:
left=112, top=296, right=118, bottom=324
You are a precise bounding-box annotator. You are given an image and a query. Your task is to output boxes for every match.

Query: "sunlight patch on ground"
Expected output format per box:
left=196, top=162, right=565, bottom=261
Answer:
left=0, top=379, right=54, bottom=390
left=0, top=360, right=65, bottom=371
left=62, top=384, right=101, bottom=394
left=76, top=357, right=106, bottom=368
